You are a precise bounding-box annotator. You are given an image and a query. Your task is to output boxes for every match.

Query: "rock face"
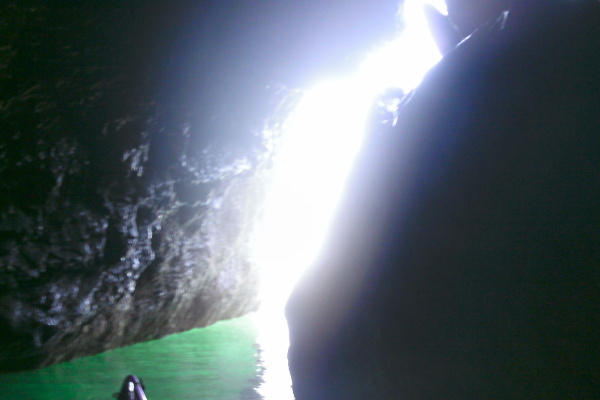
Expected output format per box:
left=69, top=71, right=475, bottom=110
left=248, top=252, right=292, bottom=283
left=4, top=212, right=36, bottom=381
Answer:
left=286, top=1, right=599, bottom=399
left=0, top=1, right=270, bottom=372
left=0, top=0, right=402, bottom=373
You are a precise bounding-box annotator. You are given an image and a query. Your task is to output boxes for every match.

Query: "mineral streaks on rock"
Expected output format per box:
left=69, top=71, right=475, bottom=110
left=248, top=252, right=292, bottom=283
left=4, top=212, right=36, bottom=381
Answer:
left=0, top=2, right=266, bottom=372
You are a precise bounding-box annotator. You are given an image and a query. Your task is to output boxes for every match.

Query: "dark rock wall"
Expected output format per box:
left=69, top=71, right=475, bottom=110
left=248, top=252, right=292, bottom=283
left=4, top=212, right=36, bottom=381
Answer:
left=0, top=1, right=271, bottom=372
left=287, top=1, right=599, bottom=399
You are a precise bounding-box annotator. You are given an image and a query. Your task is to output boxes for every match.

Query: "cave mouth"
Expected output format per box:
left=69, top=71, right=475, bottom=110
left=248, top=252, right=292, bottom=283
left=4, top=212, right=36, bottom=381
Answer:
left=249, top=1, right=446, bottom=398
left=255, top=0, right=445, bottom=312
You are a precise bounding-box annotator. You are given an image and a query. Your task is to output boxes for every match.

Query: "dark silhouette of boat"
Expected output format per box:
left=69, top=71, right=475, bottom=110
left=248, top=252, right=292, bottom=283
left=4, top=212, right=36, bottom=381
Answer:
left=113, top=375, right=148, bottom=400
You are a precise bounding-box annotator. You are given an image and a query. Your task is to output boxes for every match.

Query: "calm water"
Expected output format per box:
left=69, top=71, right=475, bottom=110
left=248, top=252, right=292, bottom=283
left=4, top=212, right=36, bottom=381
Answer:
left=0, top=313, right=294, bottom=400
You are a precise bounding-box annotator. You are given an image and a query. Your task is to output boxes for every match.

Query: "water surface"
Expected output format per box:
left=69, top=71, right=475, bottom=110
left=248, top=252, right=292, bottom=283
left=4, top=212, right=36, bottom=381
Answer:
left=1, top=314, right=293, bottom=400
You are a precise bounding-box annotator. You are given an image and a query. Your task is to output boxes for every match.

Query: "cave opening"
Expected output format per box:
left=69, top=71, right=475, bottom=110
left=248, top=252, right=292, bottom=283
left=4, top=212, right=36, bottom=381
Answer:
left=250, top=1, right=446, bottom=398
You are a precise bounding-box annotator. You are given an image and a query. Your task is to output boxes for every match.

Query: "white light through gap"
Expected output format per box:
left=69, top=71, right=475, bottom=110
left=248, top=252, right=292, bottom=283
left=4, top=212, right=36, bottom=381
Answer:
left=251, top=1, right=447, bottom=399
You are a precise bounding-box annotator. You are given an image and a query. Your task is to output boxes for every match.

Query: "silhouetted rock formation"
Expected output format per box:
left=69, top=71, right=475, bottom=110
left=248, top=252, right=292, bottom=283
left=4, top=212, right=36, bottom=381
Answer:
left=286, top=1, right=599, bottom=399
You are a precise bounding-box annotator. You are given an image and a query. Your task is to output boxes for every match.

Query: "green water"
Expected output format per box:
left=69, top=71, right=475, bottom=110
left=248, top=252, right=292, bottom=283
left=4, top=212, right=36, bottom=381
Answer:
left=0, top=314, right=292, bottom=400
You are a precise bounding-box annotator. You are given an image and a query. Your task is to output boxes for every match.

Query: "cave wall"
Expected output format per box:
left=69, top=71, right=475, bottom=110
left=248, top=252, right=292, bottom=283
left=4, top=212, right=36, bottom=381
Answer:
left=0, top=1, right=272, bottom=372
left=286, top=1, right=599, bottom=399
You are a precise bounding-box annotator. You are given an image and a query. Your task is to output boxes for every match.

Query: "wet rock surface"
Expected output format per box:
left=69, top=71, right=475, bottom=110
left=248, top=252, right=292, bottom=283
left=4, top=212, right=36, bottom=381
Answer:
left=0, top=1, right=270, bottom=372
left=287, top=1, right=599, bottom=399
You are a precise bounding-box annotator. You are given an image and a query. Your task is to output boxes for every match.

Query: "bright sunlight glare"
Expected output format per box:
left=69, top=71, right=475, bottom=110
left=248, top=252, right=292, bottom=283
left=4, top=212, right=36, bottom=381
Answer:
left=254, top=0, right=446, bottom=313
left=250, top=1, right=447, bottom=398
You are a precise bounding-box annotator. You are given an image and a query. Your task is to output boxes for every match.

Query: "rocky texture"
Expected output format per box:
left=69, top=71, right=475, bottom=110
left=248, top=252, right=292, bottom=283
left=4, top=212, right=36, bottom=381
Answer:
left=0, top=1, right=271, bottom=372
left=287, top=1, right=600, bottom=399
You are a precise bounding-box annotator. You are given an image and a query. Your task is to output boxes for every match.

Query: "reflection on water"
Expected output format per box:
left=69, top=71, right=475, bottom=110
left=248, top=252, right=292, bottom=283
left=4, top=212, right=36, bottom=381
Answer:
left=0, top=313, right=294, bottom=400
